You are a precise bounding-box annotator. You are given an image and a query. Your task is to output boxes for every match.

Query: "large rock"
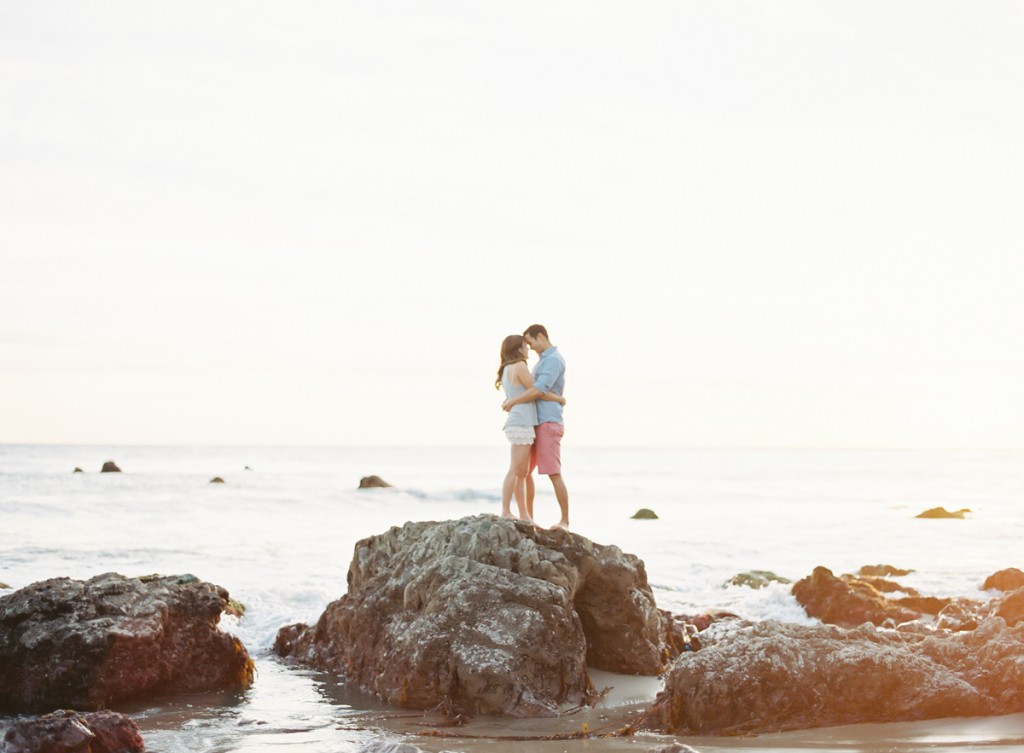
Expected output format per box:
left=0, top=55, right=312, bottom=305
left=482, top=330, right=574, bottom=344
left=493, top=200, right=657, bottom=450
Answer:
left=0, top=573, right=254, bottom=713
left=792, top=566, right=920, bottom=627
left=0, top=710, right=144, bottom=753
left=358, top=475, right=391, bottom=488
left=996, top=588, right=1024, bottom=626
left=100, top=461, right=121, bottom=473
left=638, top=617, right=1024, bottom=735
left=275, top=515, right=668, bottom=717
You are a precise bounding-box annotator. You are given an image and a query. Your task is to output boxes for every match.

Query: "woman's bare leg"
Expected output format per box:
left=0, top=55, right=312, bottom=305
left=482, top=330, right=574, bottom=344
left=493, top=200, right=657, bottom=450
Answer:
left=510, top=444, right=533, bottom=521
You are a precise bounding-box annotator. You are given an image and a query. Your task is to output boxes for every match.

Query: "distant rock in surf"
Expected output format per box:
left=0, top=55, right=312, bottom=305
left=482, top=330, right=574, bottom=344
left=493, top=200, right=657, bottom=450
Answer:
left=275, top=514, right=676, bottom=718
left=984, top=568, right=1024, bottom=592
left=358, top=475, right=391, bottom=488
left=244, top=465, right=253, bottom=471
left=0, top=709, right=145, bottom=753
left=210, top=477, right=225, bottom=484
left=631, top=508, right=658, bottom=519
left=0, top=582, right=8, bottom=590
left=916, top=506, right=971, bottom=519
left=0, top=573, right=254, bottom=713
left=100, top=461, right=121, bottom=473
left=792, top=566, right=919, bottom=627
left=638, top=617, right=1024, bottom=735
left=73, top=467, right=84, bottom=473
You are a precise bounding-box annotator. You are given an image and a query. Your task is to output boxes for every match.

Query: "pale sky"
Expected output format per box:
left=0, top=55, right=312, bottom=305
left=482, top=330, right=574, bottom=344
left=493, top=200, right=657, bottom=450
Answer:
left=2, top=2, right=1023, bottom=449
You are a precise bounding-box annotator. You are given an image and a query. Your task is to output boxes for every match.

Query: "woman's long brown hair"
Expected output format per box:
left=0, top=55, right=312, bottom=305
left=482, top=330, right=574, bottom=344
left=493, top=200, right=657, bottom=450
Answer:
left=496, top=335, right=527, bottom=390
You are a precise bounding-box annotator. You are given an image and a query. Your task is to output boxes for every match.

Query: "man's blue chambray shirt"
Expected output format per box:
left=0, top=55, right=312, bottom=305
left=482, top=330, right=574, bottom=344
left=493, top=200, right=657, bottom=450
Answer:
left=532, top=346, right=566, bottom=425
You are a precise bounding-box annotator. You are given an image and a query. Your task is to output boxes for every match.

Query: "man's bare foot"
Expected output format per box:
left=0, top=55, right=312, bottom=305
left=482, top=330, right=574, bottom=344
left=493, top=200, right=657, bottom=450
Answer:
left=549, top=520, right=570, bottom=530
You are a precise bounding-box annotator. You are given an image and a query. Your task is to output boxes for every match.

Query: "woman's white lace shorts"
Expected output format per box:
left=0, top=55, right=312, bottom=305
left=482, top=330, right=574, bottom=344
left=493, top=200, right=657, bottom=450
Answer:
left=504, top=425, right=535, bottom=445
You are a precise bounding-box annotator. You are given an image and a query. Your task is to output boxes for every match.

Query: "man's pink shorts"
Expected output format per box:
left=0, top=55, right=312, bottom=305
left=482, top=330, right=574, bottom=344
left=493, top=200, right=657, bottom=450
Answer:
left=530, top=422, right=564, bottom=475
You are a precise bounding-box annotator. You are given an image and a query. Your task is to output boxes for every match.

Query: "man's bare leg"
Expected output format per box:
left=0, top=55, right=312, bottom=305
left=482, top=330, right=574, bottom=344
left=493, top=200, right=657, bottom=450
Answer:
left=549, top=473, right=569, bottom=529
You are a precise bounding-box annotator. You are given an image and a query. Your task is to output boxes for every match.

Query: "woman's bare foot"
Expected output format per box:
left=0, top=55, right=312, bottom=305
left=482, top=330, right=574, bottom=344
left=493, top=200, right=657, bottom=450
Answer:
left=500, top=510, right=516, bottom=519
left=549, top=520, right=569, bottom=530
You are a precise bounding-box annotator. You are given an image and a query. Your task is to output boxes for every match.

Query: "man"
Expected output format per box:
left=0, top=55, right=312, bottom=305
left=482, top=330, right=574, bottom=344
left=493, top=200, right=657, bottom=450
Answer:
left=502, top=324, right=569, bottom=529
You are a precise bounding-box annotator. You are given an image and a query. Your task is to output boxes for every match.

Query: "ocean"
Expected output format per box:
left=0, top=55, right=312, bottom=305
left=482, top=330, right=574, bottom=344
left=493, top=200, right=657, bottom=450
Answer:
left=1, top=444, right=1023, bottom=752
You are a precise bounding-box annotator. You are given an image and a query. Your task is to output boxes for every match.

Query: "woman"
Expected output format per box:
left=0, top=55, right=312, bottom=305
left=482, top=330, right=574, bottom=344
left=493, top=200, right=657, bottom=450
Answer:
left=496, top=334, right=565, bottom=521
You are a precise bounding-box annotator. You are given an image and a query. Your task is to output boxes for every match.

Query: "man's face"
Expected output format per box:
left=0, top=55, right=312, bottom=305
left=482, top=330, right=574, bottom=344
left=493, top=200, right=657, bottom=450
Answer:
left=524, top=334, right=541, bottom=353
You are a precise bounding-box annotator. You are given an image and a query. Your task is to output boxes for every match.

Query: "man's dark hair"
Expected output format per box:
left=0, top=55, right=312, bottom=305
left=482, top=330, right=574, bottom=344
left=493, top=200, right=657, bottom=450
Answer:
left=523, top=324, right=548, bottom=339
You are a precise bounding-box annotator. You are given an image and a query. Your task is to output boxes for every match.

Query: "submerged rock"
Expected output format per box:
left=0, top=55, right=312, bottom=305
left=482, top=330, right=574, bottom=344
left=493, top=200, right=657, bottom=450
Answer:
left=275, top=514, right=668, bottom=717
left=638, top=617, right=1024, bottom=735
left=358, top=475, right=391, bottom=488
left=984, top=568, right=1024, bottom=592
left=0, top=710, right=144, bottom=753
left=73, top=467, right=84, bottom=474
left=792, top=566, right=919, bottom=627
left=0, top=573, right=254, bottom=713
left=631, top=508, right=659, bottom=519
left=859, top=564, right=914, bottom=577
left=100, top=461, right=121, bottom=473
left=916, top=506, right=971, bottom=519
left=210, top=477, right=225, bottom=484
left=727, top=571, right=791, bottom=589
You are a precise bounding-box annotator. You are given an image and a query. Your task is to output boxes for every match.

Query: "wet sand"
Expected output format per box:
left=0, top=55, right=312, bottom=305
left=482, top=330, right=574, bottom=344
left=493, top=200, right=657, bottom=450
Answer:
left=353, top=670, right=1024, bottom=753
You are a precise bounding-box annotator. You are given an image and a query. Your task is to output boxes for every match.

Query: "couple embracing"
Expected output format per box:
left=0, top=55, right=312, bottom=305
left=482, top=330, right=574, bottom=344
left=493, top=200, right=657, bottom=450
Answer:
left=495, top=324, right=569, bottom=529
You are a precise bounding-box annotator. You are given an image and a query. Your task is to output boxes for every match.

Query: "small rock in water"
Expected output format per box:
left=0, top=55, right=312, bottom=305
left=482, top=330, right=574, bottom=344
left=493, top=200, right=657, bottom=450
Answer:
left=0, top=582, right=8, bottom=590
left=915, top=506, right=971, bottom=519
left=210, top=477, right=225, bottom=484
left=73, top=467, right=84, bottom=473
left=244, top=465, right=253, bottom=471
left=0, top=709, right=145, bottom=753
left=631, top=508, right=659, bottom=519
left=100, top=461, right=121, bottom=473
left=983, top=568, right=1024, bottom=592
left=358, top=475, right=391, bottom=488
left=646, top=744, right=702, bottom=753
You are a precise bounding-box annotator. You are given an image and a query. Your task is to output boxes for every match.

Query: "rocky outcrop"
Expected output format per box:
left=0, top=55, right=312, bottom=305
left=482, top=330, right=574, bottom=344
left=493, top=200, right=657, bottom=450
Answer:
left=0, top=710, right=144, bottom=753
left=358, top=475, right=391, bottom=488
left=0, top=573, right=254, bottom=713
left=100, top=461, right=121, bottom=473
left=639, top=617, right=1024, bottom=736
left=792, top=566, right=920, bottom=626
left=984, top=568, right=1024, bottom=592
left=275, top=515, right=667, bottom=717
left=916, top=506, right=971, bottom=519
left=996, top=588, right=1024, bottom=626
